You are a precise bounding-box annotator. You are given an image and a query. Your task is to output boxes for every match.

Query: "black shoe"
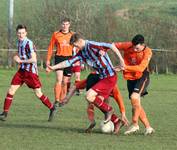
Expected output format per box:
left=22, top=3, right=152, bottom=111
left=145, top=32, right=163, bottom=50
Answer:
left=104, top=109, right=114, bottom=124
left=54, top=101, right=64, bottom=107
left=85, top=120, right=96, bottom=133
left=75, top=89, right=80, bottom=96
left=0, top=112, right=8, bottom=121
left=48, top=105, right=56, bottom=122
left=54, top=101, right=59, bottom=107
left=58, top=102, right=65, bottom=107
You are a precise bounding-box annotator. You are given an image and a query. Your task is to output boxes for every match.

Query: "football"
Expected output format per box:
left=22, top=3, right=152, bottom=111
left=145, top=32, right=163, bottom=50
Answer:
left=100, top=120, right=114, bottom=133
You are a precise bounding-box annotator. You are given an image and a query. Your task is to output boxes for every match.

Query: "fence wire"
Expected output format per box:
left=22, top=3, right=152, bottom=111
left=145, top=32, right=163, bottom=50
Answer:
left=0, top=49, right=177, bottom=74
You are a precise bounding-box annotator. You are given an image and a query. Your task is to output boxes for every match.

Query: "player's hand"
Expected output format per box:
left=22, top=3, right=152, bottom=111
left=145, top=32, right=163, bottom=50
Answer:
left=46, top=61, right=50, bottom=66
left=114, top=65, right=124, bottom=72
left=14, top=55, right=22, bottom=64
left=121, top=113, right=129, bottom=126
left=46, top=67, right=52, bottom=73
left=46, top=65, right=54, bottom=73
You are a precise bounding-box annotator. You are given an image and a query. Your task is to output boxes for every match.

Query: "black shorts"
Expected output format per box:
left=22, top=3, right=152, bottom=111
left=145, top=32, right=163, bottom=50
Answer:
left=86, top=73, right=100, bottom=91
left=55, top=55, right=72, bottom=77
left=127, top=70, right=150, bottom=99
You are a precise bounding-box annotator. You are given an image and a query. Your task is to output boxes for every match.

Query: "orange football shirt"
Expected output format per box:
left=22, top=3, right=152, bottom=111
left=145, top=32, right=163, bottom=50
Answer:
left=114, top=42, right=152, bottom=80
left=47, top=31, right=74, bottom=62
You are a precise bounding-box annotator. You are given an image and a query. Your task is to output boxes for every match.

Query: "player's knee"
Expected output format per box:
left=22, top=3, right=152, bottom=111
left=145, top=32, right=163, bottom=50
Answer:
left=8, top=89, right=15, bottom=95
left=8, top=87, right=16, bottom=95
left=34, top=89, right=43, bottom=98
left=131, top=95, right=141, bottom=108
left=131, top=92, right=140, bottom=100
left=86, top=91, right=96, bottom=102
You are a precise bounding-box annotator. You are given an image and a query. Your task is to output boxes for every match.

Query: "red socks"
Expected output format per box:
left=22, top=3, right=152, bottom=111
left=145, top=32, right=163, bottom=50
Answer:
left=39, top=94, right=53, bottom=109
left=87, top=103, right=95, bottom=122
left=3, top=93, right=13, bottom=112
left=111, top=114, right=119, bottom=124
left=3, top=93, right=53, bottom=113
left=67, top=82, right=71, bottom=93
left=93, top=96, right=112, bottom=113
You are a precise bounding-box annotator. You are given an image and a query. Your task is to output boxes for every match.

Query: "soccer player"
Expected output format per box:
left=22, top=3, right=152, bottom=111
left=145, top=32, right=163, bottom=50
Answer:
left=60, top=72, right=129, bottom=134
left=46, top=18, right=74, bottom=107
left=47, top=33, right=125, bottom=128
left=114, top=34, right=155, bottom=135
left=0, top=24, right=55, bottom=121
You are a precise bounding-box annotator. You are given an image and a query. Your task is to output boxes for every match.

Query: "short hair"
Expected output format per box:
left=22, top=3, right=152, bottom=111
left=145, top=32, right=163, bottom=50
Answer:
left=16, top=24, right=27, bottom=32
left=132, top=34, right=144, bottom=45
left=70, top=33, right=83, bottom=45
left=61, top=17, right=70, bottom=23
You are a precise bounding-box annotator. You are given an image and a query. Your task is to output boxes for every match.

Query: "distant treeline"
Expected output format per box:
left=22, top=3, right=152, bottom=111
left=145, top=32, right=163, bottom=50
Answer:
left=0, top=0, right=177, bottom=73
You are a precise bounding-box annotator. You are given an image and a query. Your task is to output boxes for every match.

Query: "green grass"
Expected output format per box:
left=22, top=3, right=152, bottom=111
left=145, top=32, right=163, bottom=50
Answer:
left=0, top=69, right=177, bottom=150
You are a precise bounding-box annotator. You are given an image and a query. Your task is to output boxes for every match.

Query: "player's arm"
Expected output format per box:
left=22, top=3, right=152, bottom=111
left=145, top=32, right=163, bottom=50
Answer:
left=111, top=43, right=125, bottom=67
left=46, top=33, right=56, bottom=66
left=47, top=55, right=82, bottom=72
left=125, top=49, right=152, bottom=72
left=14, top=52, right=37, bottom=64
left=47, top=60, right=70, bottom=71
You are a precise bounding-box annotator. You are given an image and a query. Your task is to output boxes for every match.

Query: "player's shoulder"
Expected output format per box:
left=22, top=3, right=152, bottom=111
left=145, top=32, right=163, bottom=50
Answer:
left=53, top=31, right=60, bottom=35
left=144, top=46, right=152, bottom=53
left=26, top=38, right=33, bottom=44
left=69, top=31, right=75, bottom=35
left=23, top=38, right=34, bottom=47
left=114, top=41, right=133, bottom=49
left=121, top=41, right=132, bottom=47
left=88, top=40, right=111, bottom=46
left=25, top=38, right=36, bottom=51
left=145, top=46, right=152, bottom=51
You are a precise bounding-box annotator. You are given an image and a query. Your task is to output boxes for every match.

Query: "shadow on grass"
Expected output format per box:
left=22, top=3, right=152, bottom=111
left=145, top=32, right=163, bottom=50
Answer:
left=0, top=122, right=104, bottom=135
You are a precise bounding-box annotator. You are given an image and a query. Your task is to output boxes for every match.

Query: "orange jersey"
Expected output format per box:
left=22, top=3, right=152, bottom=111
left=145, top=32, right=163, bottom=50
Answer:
left=47, top=31, right=74, bottom=62
left=114, top=42, right=152, bottom=80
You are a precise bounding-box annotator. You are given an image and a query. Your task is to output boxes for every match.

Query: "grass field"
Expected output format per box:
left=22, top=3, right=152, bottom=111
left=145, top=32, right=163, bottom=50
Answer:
left=0, top=69, right=177, bottom=150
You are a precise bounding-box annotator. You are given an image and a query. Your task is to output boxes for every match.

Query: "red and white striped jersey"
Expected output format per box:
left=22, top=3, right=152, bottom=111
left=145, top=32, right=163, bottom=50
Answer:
left=17, top=37, right=38, bottom=74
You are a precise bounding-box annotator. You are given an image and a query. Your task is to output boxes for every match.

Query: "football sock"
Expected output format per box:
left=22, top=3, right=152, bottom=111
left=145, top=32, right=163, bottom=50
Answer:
left=93, top=96, right=112, bottom=113
left=39, top=94, right=53, bottom=109
left=87, top=103, right=95, bottom=122
left=67, top=82, right=71, bottom=93
left=131, top=98, right=141, bottom=125
left=111, top=114, right=119, bottom=125
left=139, top=107, right=150, bottom=128
left=3, top=93, right=13, bottom=112
left=54, top=83, right=62, bottom=102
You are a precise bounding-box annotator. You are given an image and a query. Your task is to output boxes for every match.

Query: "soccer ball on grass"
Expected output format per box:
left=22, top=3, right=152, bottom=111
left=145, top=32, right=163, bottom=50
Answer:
left=100, top=120, right=114, bottom=133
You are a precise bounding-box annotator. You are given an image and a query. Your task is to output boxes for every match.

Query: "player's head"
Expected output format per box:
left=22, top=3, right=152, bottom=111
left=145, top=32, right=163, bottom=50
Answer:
left=16, top=24, right=27, bottom=41
left=132, top=34, right=145, bottom=52
left=61, top=17, right=71, bottom=33
left=70, top=33, right=85, bottom=50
